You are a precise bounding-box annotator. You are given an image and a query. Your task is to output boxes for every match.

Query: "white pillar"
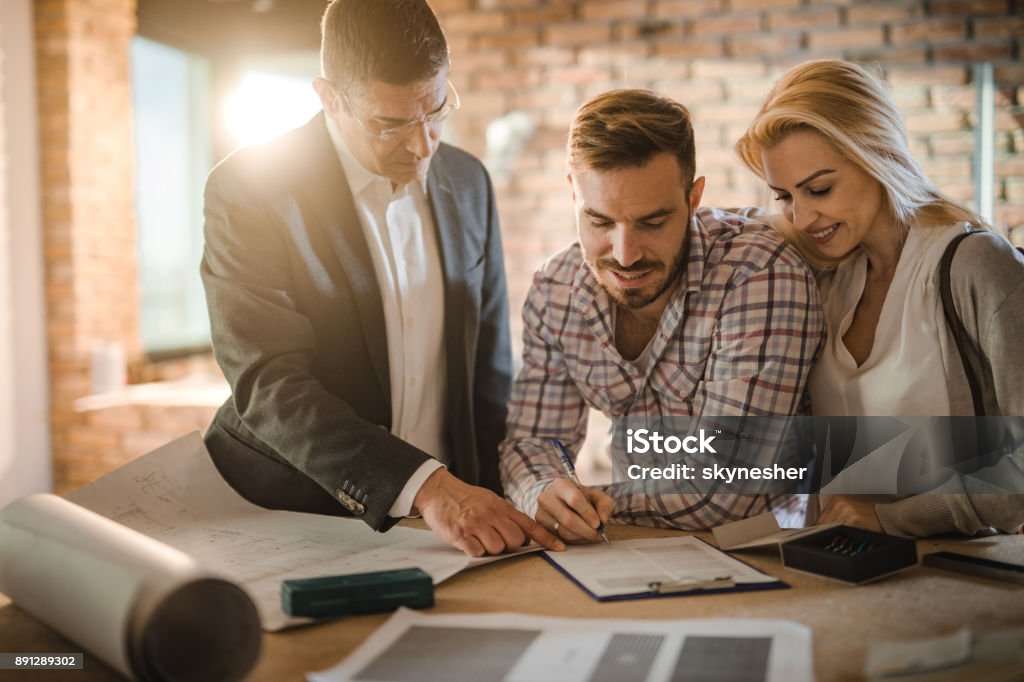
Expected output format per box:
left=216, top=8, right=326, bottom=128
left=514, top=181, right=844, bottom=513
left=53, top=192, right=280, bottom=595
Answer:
left=0, top=0, right=51, bottom=507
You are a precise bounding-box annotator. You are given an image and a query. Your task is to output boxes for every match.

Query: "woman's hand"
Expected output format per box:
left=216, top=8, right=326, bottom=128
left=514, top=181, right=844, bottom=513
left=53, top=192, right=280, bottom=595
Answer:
left=819, top=495, right=883, bottom=532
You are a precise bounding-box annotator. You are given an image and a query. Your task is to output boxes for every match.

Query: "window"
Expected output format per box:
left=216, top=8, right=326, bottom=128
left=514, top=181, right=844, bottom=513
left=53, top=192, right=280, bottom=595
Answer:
left=131, top=37, right=212, bottom=352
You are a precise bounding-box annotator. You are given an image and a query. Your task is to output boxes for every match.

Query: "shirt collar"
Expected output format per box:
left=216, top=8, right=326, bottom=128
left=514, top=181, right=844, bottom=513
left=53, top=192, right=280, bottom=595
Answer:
left=324, top=112, right=428, bottom=196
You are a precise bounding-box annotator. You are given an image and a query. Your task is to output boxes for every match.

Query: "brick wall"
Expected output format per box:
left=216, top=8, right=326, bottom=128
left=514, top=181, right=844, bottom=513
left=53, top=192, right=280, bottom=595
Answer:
left=431, top=0, right=1024, bottom=342
left=34, top=0, right=208, bottom=492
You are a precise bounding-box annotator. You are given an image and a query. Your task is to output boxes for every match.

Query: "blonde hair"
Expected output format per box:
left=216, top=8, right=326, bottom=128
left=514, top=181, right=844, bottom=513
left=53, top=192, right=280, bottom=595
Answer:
left=735, top=59, right=982, bottom=267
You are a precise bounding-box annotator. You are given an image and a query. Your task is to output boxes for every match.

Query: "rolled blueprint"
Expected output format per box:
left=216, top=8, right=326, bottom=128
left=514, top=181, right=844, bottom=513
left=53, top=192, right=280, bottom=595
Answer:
left=0, top=493, right=261, bottom=681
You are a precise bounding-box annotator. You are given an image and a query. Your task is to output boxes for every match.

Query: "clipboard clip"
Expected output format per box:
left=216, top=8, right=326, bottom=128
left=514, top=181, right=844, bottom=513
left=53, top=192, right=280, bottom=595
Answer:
left=648, top=575, right=735, bottom=594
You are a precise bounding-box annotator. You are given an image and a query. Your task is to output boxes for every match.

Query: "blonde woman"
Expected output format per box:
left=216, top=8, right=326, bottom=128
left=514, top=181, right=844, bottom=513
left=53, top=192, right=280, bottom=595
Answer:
left=736, top=59, right=1024, bottom=537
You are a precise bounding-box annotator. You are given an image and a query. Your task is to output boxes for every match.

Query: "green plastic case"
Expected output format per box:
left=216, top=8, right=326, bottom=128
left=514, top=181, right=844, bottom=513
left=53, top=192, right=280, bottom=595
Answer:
left=281, top=567, right=434, bottom=618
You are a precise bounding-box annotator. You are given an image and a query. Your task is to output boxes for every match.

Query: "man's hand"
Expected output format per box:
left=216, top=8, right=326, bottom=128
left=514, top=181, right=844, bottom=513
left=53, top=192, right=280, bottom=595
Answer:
left=535, top=478, right=615, bottom=543
left=414, top=469, right=565, bottom=556
left=819, top=495, right=882, bottom=532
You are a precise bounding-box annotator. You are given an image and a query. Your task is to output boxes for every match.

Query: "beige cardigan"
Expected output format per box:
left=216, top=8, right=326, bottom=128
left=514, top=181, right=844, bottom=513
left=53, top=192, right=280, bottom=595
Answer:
left=819, top=227, right=1024, bottom=536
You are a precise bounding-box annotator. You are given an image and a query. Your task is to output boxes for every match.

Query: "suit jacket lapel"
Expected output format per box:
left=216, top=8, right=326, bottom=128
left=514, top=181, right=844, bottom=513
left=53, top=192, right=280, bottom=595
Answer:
left=301, top=114, right=391, bottom=403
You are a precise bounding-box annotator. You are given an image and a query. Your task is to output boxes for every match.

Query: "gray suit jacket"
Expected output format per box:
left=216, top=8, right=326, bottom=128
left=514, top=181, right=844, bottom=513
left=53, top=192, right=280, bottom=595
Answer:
left=200, top=113, right=512, bottom=532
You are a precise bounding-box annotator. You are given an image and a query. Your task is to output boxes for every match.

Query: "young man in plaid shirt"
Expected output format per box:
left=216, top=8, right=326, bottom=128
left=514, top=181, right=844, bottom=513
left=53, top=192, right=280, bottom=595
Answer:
left=499, top=90, right=824, bottom=540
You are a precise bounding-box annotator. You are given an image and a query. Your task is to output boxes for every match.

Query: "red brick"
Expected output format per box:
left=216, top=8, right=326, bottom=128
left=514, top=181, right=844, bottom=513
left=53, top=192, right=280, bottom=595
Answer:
left=933, top=40, right=1014, bottom=62
left=579, top=43, right=650, bottom=67
left=930, top=133, right=975, bottom=156
left=890, top=18, right=966, bottom=43
left=886, top=65, right=969, bottom=86
left=904, top=110, right=967, bottom=133
left=1004, top=179, right=1024, bottom=204
left=931, top=84, right=977, bottom=109
left=655, top=37, right=727, bottom=58
left=691, top=13, right=762, bottom=35
left=615, top=20, right=680, bottom=40
left=549, top=65, right=612, bottom=86
left=512, top=86, right=585, bottom=111
left=994, top=109, right=1023, bottom=133
left=443, top=11, right=508, bottom=36
left=67, top=428, right=121, bottom=452
left=581, top=0, right=649, bottom=21
left=431, top=0, right=473, bottom=10
left=765, top=7, right=841, bottom=30
left=995, top=204, right=1024, bottom=229
left=806, top=0, right=857, bottom=7
left=973, top=16, right=1024, bottom=38
left=806, top=26, right=887, bottom=51
left=85, top=405, right=146, bottom=432
left=724, top=77, right=775, bottom=103
left=993, top=64, right=1024, bottom=86
left=653, top=0, right=724, bottom=19
left=477, top=0, right=535, bottom=8
left=691, top=102, right=763, bottom=124
left=477, top=27, right=539, bottom=50
left=996, top=130, right=1018, bottom=154
left=652, top=79, right=727, bottom=103
left=920, top=156, right=973, bottom=177
left=516, top=46, right=575, bottom=68
left=698, top=147, right=750, bottom=169
left=906, top=136, right=930, bottom=159
left=618, top=56, right=692, bottom=81
left=731, top=0, right=802, bottom=8
left=729, top=32, right=801, bottom=58
left=692, top=58, right=766, bottom=79
left=453, top=51, right=507, bottom=73
left=929, top=0, right=1009, bottom=14
left=934, top=182, right=975, bottom=202
left=844, top=2, right=920, bottom=24
left=513, top=7, right=575, bottom=25
left=457, top=91, right=509, bottom=118
left=846, top=45, right=928, bottom=64
left=545, top=22, right=613, bottom=46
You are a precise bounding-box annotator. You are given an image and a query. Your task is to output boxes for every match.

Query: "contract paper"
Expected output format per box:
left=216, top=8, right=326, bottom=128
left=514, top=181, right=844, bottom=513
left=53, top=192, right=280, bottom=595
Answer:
left=309, top=608, right=813, bottom=682
left=544, top=536, right=779, bottom=598
left=0, top=494, right=261, bottom=682
left=64, top=431, right=536, bottom=631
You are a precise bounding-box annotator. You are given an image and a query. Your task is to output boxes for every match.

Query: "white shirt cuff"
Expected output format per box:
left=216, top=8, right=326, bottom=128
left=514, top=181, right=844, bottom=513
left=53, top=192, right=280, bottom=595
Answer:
left=388, top=459, right=445, bottom=518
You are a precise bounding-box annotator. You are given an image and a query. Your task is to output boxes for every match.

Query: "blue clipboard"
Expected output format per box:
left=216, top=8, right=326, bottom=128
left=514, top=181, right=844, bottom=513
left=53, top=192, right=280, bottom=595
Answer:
left=540, top=537, right=790, bottom=602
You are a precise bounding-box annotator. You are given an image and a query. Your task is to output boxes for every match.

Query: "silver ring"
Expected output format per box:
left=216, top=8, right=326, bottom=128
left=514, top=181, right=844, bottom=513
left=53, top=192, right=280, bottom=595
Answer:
left=553, top=521, right=560, bottom=535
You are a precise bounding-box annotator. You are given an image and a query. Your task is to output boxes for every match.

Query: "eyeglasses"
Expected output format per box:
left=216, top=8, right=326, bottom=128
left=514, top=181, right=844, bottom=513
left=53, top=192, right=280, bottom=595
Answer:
left=338, top=80, right=460, bottom=142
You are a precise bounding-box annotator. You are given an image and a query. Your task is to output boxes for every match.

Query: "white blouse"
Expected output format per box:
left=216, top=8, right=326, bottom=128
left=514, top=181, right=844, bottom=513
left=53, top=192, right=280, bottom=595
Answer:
left=810, top=223, right=968, bottom=417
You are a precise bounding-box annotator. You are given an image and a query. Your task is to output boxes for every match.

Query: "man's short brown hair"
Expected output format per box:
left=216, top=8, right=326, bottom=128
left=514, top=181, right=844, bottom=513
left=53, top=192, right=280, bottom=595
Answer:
left=320, top=0, right=449, bottom=89
left=567, top=89, right=696, bottom=188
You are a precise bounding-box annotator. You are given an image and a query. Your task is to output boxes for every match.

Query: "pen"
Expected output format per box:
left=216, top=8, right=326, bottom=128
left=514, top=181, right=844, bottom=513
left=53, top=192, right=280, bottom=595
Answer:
left=549, top=439, right=611, bottom=545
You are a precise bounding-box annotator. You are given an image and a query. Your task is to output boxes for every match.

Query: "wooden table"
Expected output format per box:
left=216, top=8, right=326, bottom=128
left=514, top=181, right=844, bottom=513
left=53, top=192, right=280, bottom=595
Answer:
left=2, top=522, right=1022, bottom=681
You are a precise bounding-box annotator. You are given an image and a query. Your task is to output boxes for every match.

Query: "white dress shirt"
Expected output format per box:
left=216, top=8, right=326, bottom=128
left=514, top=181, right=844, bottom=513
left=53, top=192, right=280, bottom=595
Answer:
left=810, top=223, right=964, bottom=417
left=326, top=116, right=447, bottom=517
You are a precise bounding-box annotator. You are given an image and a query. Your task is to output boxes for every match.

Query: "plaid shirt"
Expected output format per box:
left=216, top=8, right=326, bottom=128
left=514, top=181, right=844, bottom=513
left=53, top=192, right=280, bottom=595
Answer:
left=499, top=207, right=824, bottom=529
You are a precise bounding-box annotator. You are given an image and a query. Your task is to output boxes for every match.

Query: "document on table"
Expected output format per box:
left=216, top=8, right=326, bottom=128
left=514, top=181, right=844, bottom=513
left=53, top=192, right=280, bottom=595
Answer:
left=309, top=607, right=813, bottom=682
left=63, top=432, right=537, bottom=631
left=543, top=536, right=782, bottom=600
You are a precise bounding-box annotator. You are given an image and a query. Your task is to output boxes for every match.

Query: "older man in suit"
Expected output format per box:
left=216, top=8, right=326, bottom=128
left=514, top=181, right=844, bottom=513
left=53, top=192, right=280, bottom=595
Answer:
left=200, top=0, right=561, bottom=556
